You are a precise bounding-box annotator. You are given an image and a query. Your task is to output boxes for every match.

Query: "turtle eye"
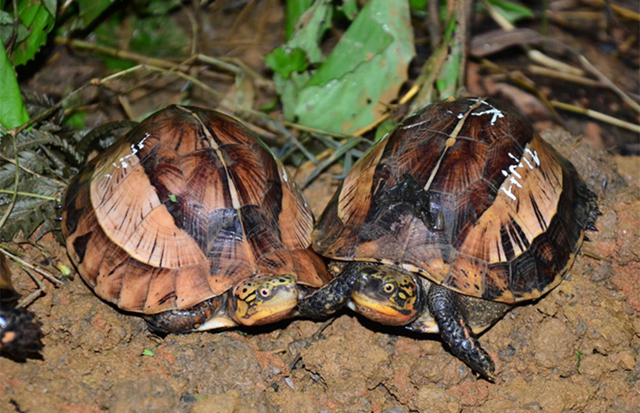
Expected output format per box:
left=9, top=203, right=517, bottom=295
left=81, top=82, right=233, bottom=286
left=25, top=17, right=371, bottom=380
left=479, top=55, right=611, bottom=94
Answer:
left=382, top=283, right=395, bottom=294
left=259, top=288, right=271, bottom=298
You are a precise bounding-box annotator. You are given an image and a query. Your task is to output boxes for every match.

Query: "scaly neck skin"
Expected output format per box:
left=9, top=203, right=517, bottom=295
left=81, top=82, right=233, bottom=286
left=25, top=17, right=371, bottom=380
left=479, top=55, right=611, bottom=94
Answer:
left=296, top=262, right=360, bottom=319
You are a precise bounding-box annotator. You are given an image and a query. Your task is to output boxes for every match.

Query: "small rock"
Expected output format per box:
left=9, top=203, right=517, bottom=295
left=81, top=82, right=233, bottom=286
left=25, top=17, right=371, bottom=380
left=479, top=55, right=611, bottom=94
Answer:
left=590, top=262, right=613, bottom=283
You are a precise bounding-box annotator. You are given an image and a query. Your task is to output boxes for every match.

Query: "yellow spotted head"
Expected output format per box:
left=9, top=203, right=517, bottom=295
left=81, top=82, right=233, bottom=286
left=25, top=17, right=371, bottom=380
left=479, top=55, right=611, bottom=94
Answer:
left=351, top=265, right=421, bottom=326
left=229, top=275, right=299, bottom=326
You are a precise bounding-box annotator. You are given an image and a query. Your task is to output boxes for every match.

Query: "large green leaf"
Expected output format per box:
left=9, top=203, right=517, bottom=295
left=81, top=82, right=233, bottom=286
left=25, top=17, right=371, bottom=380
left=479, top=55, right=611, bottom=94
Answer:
left=285, top=0, right=314, bottom=40
left=289, top=0, right=414, bottom=135
left=12, top=0, right=56, bottom=66
left=74, top=0, right=113, bottom=28
left=0, top=45, right=29, bottom=129
left=0, top=10, right=29, bottom=44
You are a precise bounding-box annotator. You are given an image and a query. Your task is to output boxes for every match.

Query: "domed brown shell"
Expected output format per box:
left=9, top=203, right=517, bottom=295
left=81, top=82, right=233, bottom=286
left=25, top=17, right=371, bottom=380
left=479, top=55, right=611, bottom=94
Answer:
left=63, top=105, right=330, bottom=314
left=312, top=98, right=597, bottom=303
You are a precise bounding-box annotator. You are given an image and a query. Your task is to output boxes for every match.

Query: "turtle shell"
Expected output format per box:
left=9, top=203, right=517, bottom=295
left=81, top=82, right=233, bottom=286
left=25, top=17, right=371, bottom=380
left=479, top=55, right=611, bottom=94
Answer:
left=312, top=98, right=596, bottom=303
left=62, top=105, right=330, bottom=314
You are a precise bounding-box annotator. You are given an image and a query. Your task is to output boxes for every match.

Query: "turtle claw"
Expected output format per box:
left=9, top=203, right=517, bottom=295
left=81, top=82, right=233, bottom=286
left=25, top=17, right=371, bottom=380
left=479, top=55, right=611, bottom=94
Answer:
left=427, top=284, right=496, bottom=381
left=587, top=224, right=598, bottom=232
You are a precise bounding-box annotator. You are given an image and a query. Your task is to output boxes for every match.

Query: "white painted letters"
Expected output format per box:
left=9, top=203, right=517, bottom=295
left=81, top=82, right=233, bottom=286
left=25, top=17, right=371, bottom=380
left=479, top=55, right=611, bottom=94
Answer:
left=499, top=149, right=540, bottom=201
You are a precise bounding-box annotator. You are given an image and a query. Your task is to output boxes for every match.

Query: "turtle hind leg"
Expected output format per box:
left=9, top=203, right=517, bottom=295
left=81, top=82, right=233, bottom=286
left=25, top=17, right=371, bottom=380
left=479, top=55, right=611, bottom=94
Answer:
left=427, top=284, right=495, bottom=380
left=297, top=263, right=359, bottom=319
left=144, top=297, right=228, bottom=334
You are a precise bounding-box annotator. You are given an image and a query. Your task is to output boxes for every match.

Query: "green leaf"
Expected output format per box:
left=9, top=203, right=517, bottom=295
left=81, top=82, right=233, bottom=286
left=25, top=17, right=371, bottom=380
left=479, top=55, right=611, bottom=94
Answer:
left=338, top=0, right=358, bottom=20
left=168, top=193, right=178, bottom=203
left=374, top=119, right=398, bottom=142
left=290, top=0, right=414, bottom=135
left=41, top=0, right=56, bottom=16
left=281, top=0, right=333, bottom=66
left=265, top=47, right=308, bottom=79
left=486, top=0, right=533, bottom=23
left=142, top=347, right=156, bottom=356
left=0, top=11, right=29, bottom=45
left=129, top=15, right=189, bottom=57
left=56, top=263, right=72, bottom=277
left=0, top=45, right=29, bottom=129
left=63, top=111, right=88, bottom=128
left=94, top=11, right=189, bottom=69
left=142, top=0, right=182, bottom=15
left=576, top=350, right=583, bottom=369
left=285, top=0, right=314, bottom=40
left=435, top=15, right=461, bottom=100
left=409, top=0, right=427, bottom=11
left=12, top=0, right=56, bottom=66
left=74, top=0, right=113, bottom=28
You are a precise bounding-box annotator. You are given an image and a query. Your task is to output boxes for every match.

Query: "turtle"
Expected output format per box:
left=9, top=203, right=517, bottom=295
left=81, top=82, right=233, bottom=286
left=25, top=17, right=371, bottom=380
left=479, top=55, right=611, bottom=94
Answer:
left=297, top=97, right=600, bottom=379
left=62, top=105, right=332, bottom=333
left=0, top=254, right=44, bottom=359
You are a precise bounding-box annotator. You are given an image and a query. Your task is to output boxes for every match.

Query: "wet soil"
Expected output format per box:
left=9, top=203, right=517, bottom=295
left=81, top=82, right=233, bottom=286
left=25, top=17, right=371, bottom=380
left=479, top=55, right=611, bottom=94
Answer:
left=1, top=129, right=639, bottom=413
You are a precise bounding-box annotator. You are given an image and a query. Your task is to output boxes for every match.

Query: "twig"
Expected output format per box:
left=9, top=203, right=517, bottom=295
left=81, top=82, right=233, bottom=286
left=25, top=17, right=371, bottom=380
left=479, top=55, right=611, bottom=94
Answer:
left=551, top=100, right=640, bottom=133
left=226, top=0, right=258, bottom=42
left=480, top=0, right=584, bottom=76
left=578, top=55, right=640, bottom=114
left=54, top=37, right=267, bottom=86
left=301, top=137, right=362, bottom=188
left=480, top=59, right=568, bottom=129
left=581, top=0, right=640, bottom=21
left=96, top=64, right=349, bottom=159
left=0, top=246, right=63, bottom=286
left=15, top=266, right=45, bottom=309
left=0, top=190, right=60, bottom=201
left=117, top=95, right=136, bottom=120
left=524, top=65, right=603, bottom=87
left=183, top=5, right=199, bottom=56
left=428, top=0, right=442, bottom=50
left=455, top=0, right=472, bottom=96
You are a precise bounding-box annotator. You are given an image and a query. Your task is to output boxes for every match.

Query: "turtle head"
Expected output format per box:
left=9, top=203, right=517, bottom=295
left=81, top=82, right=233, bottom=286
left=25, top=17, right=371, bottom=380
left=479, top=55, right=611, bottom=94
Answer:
left=229, top=275, right=299, bottom=326
left=350, top=265, right=422, bottom=326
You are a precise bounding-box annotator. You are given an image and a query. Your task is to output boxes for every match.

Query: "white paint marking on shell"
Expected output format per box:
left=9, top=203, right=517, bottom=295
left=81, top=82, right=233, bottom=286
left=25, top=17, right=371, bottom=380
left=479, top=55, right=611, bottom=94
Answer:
left=499, top=149, right=540, bottom=201
left=468, top=98, right=505, bottom=125
left=402, top=119, right=429, bottom=129
left=109, top=136, right=149, bottom=172
left=525, top=148, right=540, bottom=166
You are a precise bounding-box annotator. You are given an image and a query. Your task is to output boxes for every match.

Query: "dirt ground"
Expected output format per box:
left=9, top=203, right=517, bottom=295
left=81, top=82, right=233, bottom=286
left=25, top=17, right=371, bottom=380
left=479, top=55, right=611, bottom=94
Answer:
left=2, top=1, right=640, bottom=412
left=1, top=128, right=639, bottom=413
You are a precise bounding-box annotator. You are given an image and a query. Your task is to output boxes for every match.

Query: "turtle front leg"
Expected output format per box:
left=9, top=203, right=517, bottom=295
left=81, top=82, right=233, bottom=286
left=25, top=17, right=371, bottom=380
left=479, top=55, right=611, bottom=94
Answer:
left=297, top=263, right=359, bottom=319
left=426, top=284, right=495, bottom=380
